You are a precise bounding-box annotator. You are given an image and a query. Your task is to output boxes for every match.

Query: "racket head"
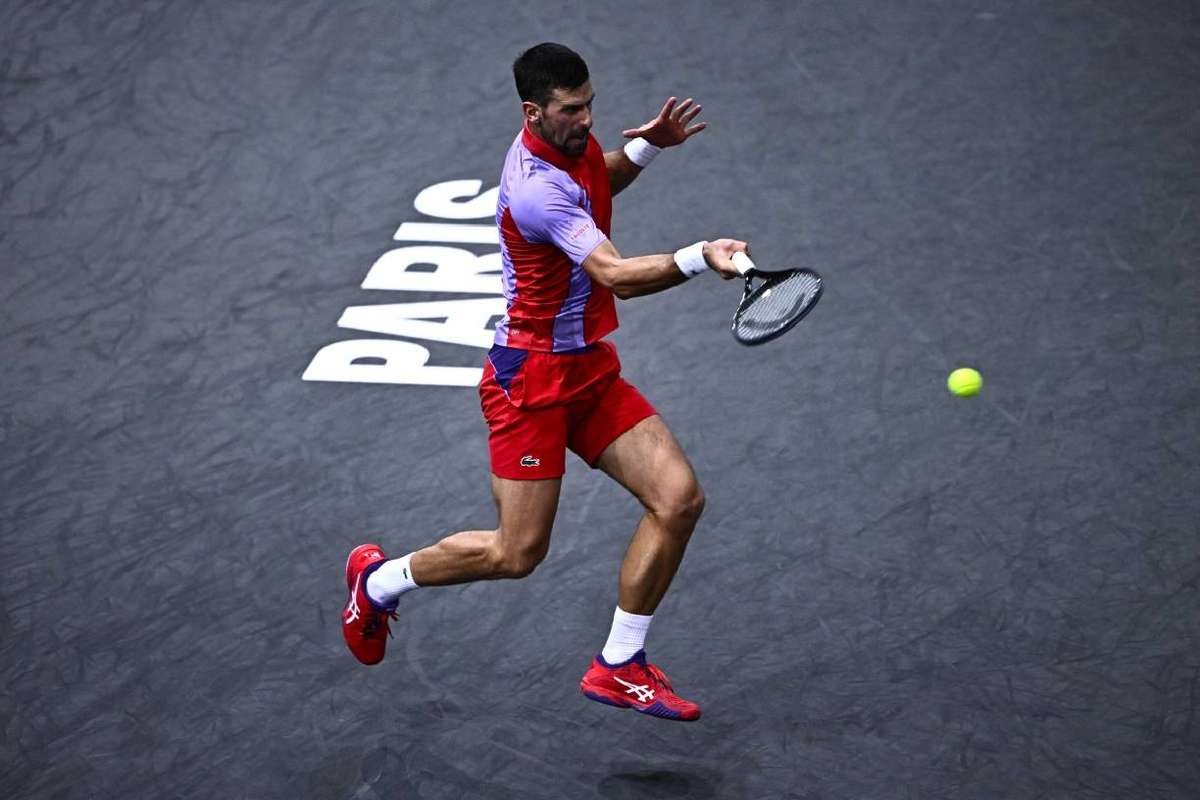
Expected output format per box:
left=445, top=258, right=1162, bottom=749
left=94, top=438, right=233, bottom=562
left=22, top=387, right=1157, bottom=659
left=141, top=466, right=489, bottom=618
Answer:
left=731, top=267, right=823, bottom=346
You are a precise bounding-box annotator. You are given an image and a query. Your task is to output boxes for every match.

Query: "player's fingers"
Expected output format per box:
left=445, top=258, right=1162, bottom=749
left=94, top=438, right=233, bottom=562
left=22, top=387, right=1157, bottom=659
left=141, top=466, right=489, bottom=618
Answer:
left=622, top=127, right=643, bottom=138
left=684, top=122, right=708, bottom=137
left=714, top=256, right=740, bottom=279
left=727, top=240, right=750, bottom=260
left=658, top=97, right=676, bottom=119
left=680, top=105, right=702, bottom=124
left=704, top=242, right=736, bottom=278
left=711, top=239, right=749, bottom=264
left=671, top=98, right=694, bottom=120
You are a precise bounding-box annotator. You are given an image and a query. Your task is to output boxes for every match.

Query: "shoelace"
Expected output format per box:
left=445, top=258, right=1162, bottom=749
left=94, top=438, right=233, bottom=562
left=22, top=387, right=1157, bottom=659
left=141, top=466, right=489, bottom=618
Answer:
left=360, top=608, right=398, bottom=640
left=645, top=663, right=674, bottom=693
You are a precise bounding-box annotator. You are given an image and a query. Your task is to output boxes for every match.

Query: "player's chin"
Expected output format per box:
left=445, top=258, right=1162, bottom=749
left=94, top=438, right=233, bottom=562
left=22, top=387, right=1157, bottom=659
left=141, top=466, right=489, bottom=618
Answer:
left=563, top=136, right=587, bottom=155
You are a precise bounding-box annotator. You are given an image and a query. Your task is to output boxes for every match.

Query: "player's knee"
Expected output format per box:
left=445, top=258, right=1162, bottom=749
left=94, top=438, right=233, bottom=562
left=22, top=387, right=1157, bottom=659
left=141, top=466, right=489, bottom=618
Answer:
left=689, top=484, right=707, bottom=522
left=680, top=483, right=706, bottom=528
left=491, top=540, right=547, bottom=579
left=654, top=479, right=706, bottom=532
left=500, top=551, right=544, bottom=579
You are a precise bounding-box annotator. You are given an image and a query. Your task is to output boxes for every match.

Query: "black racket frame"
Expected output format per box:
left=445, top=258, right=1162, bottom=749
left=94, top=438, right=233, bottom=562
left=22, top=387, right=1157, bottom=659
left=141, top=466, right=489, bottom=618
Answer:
left=731, top=267, right=824, bottom=346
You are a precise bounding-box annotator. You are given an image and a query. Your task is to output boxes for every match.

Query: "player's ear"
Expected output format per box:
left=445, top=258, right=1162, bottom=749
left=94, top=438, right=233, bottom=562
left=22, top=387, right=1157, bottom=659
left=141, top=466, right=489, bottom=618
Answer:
left=521, top=100, right=542, bottom=125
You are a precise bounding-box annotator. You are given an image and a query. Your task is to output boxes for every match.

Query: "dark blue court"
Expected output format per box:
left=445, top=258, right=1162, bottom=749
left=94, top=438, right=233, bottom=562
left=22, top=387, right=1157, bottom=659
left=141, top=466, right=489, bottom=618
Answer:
left=3, top=2, right=1198, bottom=797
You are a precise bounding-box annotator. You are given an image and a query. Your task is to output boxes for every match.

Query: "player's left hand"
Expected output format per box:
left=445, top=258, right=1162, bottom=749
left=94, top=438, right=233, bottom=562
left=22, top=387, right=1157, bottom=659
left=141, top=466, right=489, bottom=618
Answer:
left=622, top=97, right=706, bottom=148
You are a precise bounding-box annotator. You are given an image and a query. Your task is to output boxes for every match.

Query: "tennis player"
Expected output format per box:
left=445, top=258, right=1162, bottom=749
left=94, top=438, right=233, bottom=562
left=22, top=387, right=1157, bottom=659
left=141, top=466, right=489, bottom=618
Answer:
left=342, top=42, right=748, bottom=722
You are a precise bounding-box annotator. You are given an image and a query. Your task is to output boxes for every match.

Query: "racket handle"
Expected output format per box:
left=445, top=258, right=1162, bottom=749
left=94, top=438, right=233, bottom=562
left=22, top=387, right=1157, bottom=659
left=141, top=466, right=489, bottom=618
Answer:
left=731, top=251, right=756, bottom=275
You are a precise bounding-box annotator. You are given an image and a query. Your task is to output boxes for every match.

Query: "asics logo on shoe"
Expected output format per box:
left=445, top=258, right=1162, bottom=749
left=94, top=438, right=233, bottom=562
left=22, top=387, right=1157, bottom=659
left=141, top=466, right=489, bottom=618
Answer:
left=345, top=576, right=362, bottom=624
left=614, top=675, right=655, bottom=704
left=520, top=455, right=540, bottom=467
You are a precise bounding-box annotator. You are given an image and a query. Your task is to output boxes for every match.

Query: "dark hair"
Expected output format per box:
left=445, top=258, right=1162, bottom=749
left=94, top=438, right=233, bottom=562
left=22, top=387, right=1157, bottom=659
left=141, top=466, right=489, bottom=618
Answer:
left=512, top=43, right=589, bottom=107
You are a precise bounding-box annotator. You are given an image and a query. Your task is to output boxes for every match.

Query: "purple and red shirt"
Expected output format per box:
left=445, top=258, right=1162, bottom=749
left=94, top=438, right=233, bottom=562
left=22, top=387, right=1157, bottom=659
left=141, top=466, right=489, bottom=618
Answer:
left=493, top=125, right=617, bottom=353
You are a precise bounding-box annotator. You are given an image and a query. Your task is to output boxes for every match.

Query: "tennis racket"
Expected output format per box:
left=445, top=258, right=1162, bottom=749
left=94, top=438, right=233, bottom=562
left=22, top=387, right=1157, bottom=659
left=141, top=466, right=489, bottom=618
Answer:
left=730, top=252, right=823, bottom=346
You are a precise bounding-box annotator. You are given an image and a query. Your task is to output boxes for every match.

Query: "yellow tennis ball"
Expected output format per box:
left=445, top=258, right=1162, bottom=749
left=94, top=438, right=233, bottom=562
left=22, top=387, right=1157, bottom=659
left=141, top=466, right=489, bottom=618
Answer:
left=947, top=367, right=982, bottom=397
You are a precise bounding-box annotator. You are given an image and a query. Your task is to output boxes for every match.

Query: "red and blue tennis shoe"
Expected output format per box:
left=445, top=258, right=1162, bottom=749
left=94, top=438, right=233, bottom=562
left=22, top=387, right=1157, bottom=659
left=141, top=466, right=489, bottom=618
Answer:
left=580, top=650, right=702, bottom=721
left=341, top=543, right=398, bottom=665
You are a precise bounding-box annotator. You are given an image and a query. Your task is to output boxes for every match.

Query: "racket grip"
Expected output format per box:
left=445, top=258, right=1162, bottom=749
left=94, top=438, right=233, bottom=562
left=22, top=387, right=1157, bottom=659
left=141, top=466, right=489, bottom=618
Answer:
left=731, top=251, right=755, bottom=275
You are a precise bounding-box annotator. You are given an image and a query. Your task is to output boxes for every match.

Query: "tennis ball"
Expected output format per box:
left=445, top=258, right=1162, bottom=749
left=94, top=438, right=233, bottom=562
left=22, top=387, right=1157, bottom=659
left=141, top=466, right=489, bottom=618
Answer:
left=947, top=367, right=982, bottom=397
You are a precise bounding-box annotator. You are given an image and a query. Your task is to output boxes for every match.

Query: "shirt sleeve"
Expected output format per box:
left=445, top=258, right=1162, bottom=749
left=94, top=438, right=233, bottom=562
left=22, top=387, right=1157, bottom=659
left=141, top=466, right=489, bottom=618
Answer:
left=508, top=176, right=608, bottom=265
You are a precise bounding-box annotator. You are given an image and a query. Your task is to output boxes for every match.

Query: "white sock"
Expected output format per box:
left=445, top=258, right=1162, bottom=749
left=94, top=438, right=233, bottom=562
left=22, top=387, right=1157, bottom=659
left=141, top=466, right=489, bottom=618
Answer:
left=365, top=553, right=420, bottom=608
left=600, top=606, right=653, bottom=664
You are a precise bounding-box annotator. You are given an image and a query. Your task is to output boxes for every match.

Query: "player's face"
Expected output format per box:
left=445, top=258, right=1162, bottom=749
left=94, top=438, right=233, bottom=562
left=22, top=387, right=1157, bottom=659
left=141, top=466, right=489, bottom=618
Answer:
left=533, top=82, right=594, bottom=157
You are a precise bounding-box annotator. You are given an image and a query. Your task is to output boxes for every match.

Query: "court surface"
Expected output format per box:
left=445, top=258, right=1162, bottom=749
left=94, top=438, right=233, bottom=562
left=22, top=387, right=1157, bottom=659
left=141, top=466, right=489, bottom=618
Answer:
left=3, top=1, right=1198, bottom=798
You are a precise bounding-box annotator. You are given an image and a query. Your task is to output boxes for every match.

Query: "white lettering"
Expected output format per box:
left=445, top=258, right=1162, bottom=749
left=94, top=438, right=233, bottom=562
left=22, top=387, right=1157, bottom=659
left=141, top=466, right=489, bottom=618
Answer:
left=413, top=180, right=499, bottom=219
left=305, top=177, right=507, bottom=388
left=302, top=339, right=481, bottom=387
left=361, top=246, right=502, bottom=294
left=338, top=298, right=505, bottom=349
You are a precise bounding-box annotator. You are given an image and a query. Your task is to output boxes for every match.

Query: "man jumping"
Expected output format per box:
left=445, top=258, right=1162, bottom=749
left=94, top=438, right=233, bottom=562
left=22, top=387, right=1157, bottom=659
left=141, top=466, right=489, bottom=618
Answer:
left=342, top=42, right=748, bottom=722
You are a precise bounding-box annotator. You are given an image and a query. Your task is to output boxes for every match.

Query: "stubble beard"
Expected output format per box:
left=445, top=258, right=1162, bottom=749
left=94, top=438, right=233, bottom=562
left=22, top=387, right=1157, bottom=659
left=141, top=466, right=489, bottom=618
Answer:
left=559, top=129, right=588, bottom=157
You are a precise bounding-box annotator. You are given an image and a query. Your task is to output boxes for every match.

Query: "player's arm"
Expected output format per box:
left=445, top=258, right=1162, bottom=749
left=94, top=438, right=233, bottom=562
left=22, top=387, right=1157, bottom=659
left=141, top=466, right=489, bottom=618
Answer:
left=582, top=239, right=746, bottom=299
left=605, top=97, right=707, bottom=197
left=604, top=149, right=643, bottom=197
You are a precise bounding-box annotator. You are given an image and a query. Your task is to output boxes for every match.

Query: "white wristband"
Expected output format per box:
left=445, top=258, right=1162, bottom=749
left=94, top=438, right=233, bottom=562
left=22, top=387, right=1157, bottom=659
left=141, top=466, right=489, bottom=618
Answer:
left=623, top=137, right=661, bottom=168
left=673, top=241, right=710, bottom=278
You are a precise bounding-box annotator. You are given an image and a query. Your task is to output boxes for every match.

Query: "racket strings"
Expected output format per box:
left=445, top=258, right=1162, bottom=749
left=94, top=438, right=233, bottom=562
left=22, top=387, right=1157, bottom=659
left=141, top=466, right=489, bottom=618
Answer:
left=735, top=272, right=821, bottom=339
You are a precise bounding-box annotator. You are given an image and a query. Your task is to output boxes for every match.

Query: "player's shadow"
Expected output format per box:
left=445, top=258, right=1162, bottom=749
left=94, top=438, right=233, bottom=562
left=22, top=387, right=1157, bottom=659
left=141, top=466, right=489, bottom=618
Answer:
left=597, top=764, right=727, bottom=799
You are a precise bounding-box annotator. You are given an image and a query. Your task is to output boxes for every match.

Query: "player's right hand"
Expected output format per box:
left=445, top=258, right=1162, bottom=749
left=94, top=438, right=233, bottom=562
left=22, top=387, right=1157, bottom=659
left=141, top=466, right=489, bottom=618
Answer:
left=702, top=239, right=750, bottom=279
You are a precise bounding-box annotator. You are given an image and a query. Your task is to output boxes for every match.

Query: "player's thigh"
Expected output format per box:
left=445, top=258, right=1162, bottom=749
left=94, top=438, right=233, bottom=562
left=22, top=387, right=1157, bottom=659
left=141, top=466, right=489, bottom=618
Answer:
left=593, top=415, right=702, bottom=515
left=568, top=374, right=658, bottom=482
left=491, top=474, right=561, bottom=563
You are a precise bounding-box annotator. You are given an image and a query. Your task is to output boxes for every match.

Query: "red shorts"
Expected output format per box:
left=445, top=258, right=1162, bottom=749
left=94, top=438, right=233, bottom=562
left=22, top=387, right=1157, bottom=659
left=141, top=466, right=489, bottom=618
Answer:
left=478, top=340, right=657, bottom=480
